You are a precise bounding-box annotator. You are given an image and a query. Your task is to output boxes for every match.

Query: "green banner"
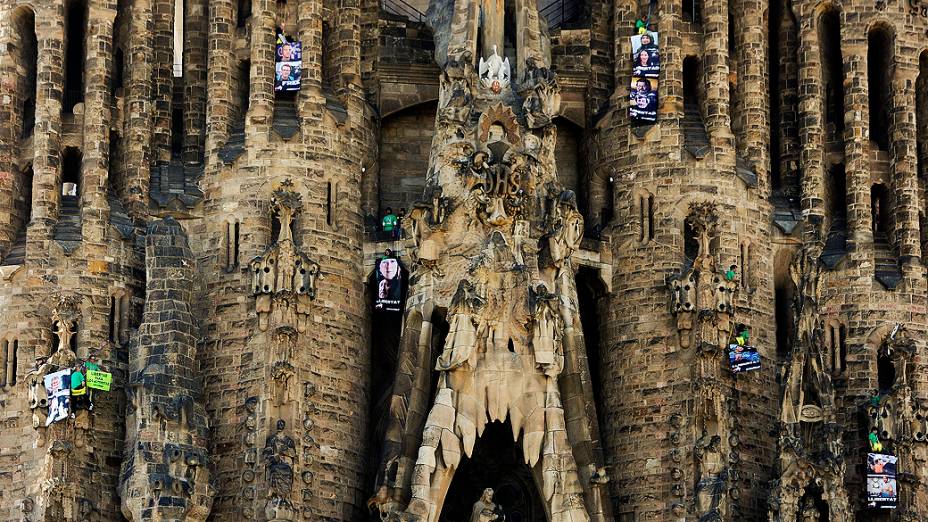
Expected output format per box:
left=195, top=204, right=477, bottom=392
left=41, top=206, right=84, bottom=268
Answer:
left=86, top=370, right=112, bottom=391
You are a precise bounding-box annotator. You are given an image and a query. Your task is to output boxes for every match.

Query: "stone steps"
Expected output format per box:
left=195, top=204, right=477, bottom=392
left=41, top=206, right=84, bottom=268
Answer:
left=682, top=104, right=710, bottom=158
left=53, top=196, right=82, bottom=242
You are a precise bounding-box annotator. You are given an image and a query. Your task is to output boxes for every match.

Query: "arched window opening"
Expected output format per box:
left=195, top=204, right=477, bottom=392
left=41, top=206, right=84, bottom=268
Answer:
left=870, top=183, right=890, bottom=235
left=684, top=219, right=699, bottom=265
left=61, top=148, right=82, bottom=200
left=917, top=52, right=928, bottom=180
left=224, top=220, right=240, bottom=271
left=441, top=421, right=546, bottom=520
left=683, top=56, right=710, bottom=155
left=636, top=193, right=654, bottom=244
left=818, top=8, right=844, bottom=145
left=171, top=102, right=184, bottom=159
left=683, top=0, right=701, bottom=23
left=237, top=0, right=252, bottom=28
left=0, top=338, right=17, bottom=388
left=109, top=292, right=130, bottom=345
left=683, top=57, right=701, bottom=112
left=826, top=322, right=847, bottom=375
left=14, top=8, right=37, bottom=140
left=113, top=48, right=125, bottom=94
left=237, top=59, right=251, bottom=125
left=576, top=267, right=607, bottom=432
left=64, top=0, right=87, bottom=113
left=327, top=182, right=338, bottom=228
left=322, top=22, right=336, bottom=93
left=774, top=250, right=795, bottom=359
left=554, top=119, right=582, bottom=197
left=739, top=242, right=751, bottom=290
left=868, top=27, right=894, bottom=151
left=877, top=352, right=896, bottom=393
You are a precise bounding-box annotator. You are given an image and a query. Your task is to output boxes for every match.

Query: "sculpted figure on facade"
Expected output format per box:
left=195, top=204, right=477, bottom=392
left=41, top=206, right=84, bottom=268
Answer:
left=769, top=242, right=848, bottom=521
left=368, top=0, right=606, bottom=518
left=469, top=488, right=501, bottom=522
left=49, top=294, right=81, bottom=367
left=251, top=181, right=321, bottom=333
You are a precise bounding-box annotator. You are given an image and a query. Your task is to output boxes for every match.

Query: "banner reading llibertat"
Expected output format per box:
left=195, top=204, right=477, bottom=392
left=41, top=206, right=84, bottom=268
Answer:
left=275, top=35, right=302, bottom=92
left=867, top=453, right=897, bottom=509
left=374, top=256, right=404, bottom=313
left=629, top=31, right=659, bottom=123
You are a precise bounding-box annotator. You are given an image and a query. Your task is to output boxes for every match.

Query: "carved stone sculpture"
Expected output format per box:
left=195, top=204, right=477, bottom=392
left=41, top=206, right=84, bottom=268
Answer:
left=251, top=181, right=321, bottom=333
left=469, top=488, right=501, bottom=522
left=368, top=1, right=604, bottom=518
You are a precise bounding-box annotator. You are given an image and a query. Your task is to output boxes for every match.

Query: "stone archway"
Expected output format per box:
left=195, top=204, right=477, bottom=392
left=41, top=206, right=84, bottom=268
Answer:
left=439, top=420, right=546, bottom=522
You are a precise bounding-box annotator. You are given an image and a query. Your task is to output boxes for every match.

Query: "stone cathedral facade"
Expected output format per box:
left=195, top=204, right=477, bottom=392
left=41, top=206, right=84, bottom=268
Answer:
left=0, top=0, right=927, bottom=520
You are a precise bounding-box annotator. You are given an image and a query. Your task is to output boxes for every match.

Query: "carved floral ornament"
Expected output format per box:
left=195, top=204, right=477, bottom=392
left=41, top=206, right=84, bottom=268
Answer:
left=250, top=180, right=321, bottom=333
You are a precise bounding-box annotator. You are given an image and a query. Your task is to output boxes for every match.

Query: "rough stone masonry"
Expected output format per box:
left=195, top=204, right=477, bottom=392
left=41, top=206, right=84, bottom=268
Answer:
left=0, top=0, right=926, bottom=520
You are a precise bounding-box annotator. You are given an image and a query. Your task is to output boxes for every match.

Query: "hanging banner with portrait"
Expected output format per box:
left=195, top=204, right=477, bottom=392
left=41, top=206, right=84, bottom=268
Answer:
left=866, top=453, right=897, bottom=509
left=275, top=35, right=302, bottom=92
left=728, top=344, right=761, bottom=373
left=44, top=369, right=71, bottom=426
left=375, top=255, right=404, bottom=313
left=629, top=31, right=659, bottom=123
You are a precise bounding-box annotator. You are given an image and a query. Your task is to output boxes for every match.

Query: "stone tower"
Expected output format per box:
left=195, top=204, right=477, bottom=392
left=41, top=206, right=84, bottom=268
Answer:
left=119, top=217, right=215, bottom=521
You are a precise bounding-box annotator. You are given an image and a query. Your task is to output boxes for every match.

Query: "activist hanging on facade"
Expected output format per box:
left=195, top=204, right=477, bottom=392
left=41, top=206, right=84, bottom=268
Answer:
left=41, top=356, right=112, bottom=426
left=374, top=250, right=405, bottom=313
left=276, top=34, right=302, bottom=92
left=629, top=31, right=659, bottom=123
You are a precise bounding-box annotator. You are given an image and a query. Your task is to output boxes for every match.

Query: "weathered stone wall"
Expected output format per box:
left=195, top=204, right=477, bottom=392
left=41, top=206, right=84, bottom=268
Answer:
left=378, top=101, right=436, bottom=214
left=0, top=0, right=926, bottom=520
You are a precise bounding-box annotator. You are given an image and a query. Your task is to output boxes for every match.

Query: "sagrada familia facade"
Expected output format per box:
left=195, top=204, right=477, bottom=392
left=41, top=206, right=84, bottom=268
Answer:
left=0, top=0, right=927, bottom=520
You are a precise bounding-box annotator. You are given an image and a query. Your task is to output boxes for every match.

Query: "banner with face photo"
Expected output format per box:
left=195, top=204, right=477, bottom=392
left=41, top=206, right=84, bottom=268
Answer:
left=629, top=31, right=659, bottom=123
left=275, top=35, right=302, bottom=92
left=867, top=453, right=897, bottom=509
left=631, top=31, right=660, bottom=78
left=44, top=369, right=71, bottom=426
left=629, top=77, right=658, bottom=123
left=375, top=256, right=404, bottom=312
left=728, top=344, right=761, bottom=373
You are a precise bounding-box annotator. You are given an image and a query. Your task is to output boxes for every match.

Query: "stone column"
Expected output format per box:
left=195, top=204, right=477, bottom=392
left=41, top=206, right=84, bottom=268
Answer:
left=247, top=0, right=275, bottom=145
left=183, top=0, right=209, bottom=165
left=732, top=0, right=769, bottom=194
left=80, top=4, right=117, bottom=249
left=204, top=0, right=233, bottom=161
left=890, top=67, right=921, bottom=265
left=0, top=28, right=21, bottom=257
left=151, top=0, right=175, bottom=163
left=480, top=0, right=504, bottom=59
left=701, top=0, right=734, bottom=151
left=796, top=10, right=826, bottom=240
left=841, top=41, right=873, bottom=247
left=124, top=0, right=154, bottom=220
left=26, top=6, right=65, bottom=252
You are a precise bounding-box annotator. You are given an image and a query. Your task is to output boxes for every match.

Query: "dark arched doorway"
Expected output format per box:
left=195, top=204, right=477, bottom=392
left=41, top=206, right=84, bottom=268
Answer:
left=440, top=421, right=546, bottom=522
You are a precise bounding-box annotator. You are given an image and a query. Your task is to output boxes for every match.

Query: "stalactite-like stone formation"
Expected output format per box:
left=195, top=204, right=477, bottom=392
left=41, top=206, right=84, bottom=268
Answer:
left=119, top=217, right=215, bottom=522
left=370, top=0, right=596, bottom=519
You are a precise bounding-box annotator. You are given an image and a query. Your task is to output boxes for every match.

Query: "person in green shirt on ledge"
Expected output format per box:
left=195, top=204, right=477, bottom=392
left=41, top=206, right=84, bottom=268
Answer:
left=382, top=207, right=398, bottom=240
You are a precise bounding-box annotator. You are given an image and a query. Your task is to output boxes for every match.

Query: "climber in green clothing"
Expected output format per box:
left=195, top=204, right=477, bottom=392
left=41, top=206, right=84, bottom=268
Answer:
left=382, top=208, right=398, bottom=240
